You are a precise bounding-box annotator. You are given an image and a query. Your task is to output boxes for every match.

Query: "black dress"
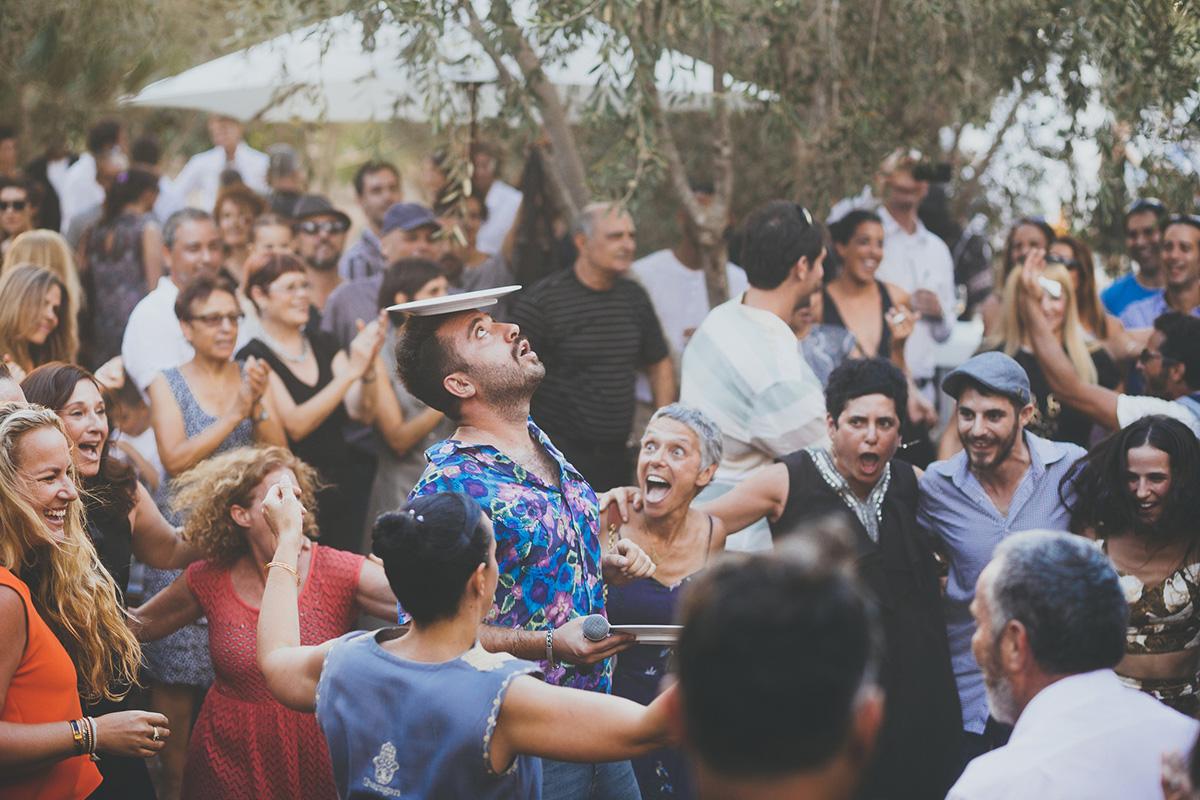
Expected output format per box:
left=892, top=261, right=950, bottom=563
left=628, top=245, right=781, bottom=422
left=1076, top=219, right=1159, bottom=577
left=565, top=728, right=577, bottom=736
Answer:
left=238, top=333, right=357, bottom=552
left=771, top=451, right=962, bottom=800
left=1009, top=348, right=1120, bottom=448
left=822, top=280, right=895, bottom=358
left=83, top=480, right=158, bottom=800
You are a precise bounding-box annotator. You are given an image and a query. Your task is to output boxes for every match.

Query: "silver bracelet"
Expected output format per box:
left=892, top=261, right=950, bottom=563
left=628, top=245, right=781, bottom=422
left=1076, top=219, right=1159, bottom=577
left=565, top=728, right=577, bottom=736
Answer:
left=545, top=628, right=555, bottom=667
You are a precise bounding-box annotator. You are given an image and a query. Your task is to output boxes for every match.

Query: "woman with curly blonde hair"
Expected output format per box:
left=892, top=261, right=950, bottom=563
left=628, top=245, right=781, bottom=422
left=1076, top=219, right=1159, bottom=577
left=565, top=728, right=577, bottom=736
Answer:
left=0, top=264, right=76, bottom=373
left=0, top=404, right=168, bottom=798
left=131, top=446, right=397, bottom=800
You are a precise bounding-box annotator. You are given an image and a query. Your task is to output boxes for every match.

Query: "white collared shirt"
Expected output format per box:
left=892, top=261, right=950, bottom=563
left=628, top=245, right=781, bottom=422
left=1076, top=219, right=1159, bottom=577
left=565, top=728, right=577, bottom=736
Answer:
left=59, top=152, right=102, bottom=233
left=173, top=142, right=269, bottom=211
left=948, top=669, right=1198, bottom=800
left=476, top=180, right=523, bottom=255
left=874, top=206, right=956, bottom=381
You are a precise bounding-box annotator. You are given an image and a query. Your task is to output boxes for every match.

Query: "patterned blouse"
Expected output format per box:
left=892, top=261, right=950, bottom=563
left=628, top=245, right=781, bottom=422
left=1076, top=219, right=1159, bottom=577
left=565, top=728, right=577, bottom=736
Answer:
left=408, top=419, right=611, bottom=693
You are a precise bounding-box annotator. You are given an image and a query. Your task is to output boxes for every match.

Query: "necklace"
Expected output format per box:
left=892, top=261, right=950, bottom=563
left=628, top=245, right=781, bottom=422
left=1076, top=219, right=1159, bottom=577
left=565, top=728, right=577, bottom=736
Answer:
left=260, top=328, right=310, bottom=363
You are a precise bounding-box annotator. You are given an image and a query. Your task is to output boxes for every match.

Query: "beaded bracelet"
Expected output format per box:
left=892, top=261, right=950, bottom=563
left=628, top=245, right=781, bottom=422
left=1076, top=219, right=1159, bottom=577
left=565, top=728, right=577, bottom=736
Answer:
left=86, top=716, right=100, bottom=762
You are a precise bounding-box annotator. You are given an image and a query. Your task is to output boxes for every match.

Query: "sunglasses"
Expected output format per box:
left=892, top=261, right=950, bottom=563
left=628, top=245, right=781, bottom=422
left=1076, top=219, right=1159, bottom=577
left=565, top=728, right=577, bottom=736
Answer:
left=1138, top=349, right=1178, bottom=367
left=297, top=219, right=349, bottom=236
left=187, top=312, right=243, bottom=327
left=1045, top=253, right=1081, bottom=271
left=0, top=200, right=28, bottom=212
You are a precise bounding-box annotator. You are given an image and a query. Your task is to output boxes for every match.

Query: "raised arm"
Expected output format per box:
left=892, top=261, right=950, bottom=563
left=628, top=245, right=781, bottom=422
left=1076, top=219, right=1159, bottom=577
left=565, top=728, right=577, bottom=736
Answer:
left=1018, top=250, right=1121, bottom=429
left=491, top=676, right=675, bottom=770
left=374, top=357, right=445, bottom=457
left=256, top=477, right=331, bottom=713
left=698, top=462, right=790, bottom=535
left=128, top=482, right=199, bottom=570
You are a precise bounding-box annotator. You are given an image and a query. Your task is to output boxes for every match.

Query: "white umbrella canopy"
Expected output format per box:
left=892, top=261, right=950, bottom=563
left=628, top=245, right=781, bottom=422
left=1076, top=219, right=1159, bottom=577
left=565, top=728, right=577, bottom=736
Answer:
left=123, top=10, right=760, bottom=123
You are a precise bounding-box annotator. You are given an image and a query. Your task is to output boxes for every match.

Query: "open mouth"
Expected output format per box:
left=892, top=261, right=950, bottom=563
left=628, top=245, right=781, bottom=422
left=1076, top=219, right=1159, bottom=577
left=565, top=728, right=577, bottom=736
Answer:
left=644, top=474, right=672, bottom=504
left=514, top=338, right=537, bottom=361
left=77, top=441, right=102, bottom=463
left=44, top=507, right=66, bottom=526
left=858, top=452, right=882, bottom=474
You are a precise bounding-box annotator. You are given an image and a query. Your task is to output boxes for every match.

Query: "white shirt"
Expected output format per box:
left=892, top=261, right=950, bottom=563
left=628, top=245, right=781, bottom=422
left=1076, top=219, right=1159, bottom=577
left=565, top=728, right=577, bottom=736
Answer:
left=948, top=669, right=1198, bottom=800
left=173, top=142, right=269, bottom=211
left=476, top=180, right=523, bottom=255
left=681, top=295, right=830, bottom=551
left=60, top=153, right=103, bottom=233
left=874, top=206, right=956, bottom=383
left=121, top=276, right=251, bottom=393
left=153, top=175, right=186, bottom=224
left=632, top=249, right=748, bottom=403
left=1116, top=393, right=1200, bottom=437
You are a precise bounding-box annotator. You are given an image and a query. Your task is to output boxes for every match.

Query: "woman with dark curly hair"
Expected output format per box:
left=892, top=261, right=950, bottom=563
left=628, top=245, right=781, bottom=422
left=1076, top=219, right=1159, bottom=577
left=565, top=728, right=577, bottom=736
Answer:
left=1062, top=414, right=1200, bottom=714
left=129, top=446, right=398, bottom=800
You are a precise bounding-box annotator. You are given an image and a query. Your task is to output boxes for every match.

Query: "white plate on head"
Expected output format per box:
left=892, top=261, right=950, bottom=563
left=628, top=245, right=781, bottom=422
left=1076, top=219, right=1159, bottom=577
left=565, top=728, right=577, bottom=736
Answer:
left=385, top=285, right=522, bottom=316
left=609, top=625, right=682, bottom=645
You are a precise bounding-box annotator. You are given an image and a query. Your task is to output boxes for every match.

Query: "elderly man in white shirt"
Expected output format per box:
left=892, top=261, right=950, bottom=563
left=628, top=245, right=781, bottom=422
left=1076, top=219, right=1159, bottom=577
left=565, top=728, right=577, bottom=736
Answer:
left=872, top=149, right=956, bottom=402
left=949, top=530, right=1198, bottom=800
left=122, top=208, right=248, bottom=393
left=173, top=115, right=269, bottom=211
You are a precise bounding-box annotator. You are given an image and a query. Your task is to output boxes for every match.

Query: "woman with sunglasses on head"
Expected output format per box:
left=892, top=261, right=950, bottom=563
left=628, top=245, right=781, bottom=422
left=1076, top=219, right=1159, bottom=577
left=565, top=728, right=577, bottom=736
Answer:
left=141, top=272, right=286, bottom=798
left=992, top=260, right=1120, bottom=447
left=22, top=361, right=198, bottom=799
left=981, top=217, right=1057, bottom=339
left=238, top=252, right=386, bottom=552
left=0, top=403, right=168, bottom=799
left=1063, top=415, right=1200, bottom=715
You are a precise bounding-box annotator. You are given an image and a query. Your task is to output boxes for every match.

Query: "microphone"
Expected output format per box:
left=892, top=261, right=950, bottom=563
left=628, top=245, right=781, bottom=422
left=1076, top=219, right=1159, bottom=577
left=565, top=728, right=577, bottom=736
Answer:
left=581, top=614, right=611, bottom=642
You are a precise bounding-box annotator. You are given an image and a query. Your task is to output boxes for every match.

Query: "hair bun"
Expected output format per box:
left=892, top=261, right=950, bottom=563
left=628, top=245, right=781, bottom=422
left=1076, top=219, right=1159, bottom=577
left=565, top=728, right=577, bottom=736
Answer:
left=371, top=509, right=422, bottom=560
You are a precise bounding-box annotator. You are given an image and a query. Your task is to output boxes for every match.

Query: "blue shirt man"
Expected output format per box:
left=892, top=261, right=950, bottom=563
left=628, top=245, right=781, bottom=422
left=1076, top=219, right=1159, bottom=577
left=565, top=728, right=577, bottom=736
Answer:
left=917, top=353, right=1085, bottom=752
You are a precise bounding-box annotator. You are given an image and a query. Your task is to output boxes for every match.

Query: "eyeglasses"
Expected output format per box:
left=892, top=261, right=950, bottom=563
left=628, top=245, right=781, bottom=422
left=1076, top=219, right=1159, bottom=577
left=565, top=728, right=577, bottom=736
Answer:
left=0, top=200, right=28, bottom=212
left=1046, top=253, right=1081, bottom=271
left=297, top=219, right=349, bottom=236
left=187, top=312, right=243, bottom=328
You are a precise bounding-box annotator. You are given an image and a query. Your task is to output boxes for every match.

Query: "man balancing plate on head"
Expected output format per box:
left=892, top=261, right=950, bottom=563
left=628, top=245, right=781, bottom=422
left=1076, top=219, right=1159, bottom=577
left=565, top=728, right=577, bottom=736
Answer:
left=387, top=284, right=656, bottom=800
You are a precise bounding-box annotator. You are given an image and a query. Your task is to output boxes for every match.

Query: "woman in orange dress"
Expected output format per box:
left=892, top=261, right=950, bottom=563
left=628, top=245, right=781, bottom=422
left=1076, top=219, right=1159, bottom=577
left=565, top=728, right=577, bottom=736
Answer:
left=0, top=404, right=166, bottom=799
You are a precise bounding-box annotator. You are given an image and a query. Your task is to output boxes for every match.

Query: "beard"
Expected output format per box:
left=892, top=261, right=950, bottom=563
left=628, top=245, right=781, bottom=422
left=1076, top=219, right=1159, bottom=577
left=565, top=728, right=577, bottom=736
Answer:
left=472, top=341, right=545, bottom=413
left=982, top=653, right=1021, bottom=725
left=964, top=420, right=1021, bottom=472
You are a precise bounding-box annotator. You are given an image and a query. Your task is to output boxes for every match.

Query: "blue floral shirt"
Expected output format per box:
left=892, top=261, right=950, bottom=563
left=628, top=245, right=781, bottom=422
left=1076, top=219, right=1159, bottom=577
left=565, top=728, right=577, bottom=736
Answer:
left=407, top=419, right=611, bottom=693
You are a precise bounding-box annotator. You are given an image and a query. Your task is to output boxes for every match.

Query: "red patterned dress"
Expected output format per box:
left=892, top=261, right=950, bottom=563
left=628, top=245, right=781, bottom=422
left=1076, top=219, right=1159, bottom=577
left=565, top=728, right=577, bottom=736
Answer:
left=181, top=544, right=364, bottom=800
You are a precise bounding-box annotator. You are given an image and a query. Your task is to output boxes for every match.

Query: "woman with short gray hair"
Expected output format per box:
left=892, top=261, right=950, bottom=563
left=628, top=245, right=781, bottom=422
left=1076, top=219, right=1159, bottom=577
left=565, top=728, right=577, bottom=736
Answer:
left=604, top=402, right=729, bottom=799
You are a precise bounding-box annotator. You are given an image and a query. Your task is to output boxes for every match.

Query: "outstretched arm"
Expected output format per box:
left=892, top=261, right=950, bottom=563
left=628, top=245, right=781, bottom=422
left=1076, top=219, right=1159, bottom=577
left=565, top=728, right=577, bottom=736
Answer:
left=128, top=571, right=203, bottom=641
left=697, top=462, right=790, bottom=535
left=1018, top=249, right=1120, bottom=429
left=491, top=675, right=676, bottom=771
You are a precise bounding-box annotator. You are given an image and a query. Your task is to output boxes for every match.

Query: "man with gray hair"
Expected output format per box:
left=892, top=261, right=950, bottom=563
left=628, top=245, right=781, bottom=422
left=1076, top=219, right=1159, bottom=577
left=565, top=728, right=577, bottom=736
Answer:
left=509, top=202, right=674, bottom=490
left=122, top=208, right=244, bottom=392
left=950, top=529, right=1198, bottom=799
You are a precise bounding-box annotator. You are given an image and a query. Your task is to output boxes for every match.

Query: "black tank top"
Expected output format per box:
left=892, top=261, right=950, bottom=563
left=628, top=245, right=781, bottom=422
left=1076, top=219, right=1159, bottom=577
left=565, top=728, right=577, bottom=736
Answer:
left=821, top=280, right=895, bottom=357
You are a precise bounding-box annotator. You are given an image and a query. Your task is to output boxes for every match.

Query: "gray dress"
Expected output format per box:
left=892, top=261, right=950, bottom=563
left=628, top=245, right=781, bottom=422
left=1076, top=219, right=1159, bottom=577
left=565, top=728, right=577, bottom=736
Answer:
left=363, top=331, right=452, bottom=544
left=140, top=366, right=255, bottom=686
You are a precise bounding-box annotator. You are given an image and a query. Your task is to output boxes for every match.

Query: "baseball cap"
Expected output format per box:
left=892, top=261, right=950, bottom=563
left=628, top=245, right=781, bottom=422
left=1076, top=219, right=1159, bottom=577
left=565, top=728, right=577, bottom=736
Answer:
left=382, top=203, right=440, bottom=236
left=941, top=352, right=1031, bottom=406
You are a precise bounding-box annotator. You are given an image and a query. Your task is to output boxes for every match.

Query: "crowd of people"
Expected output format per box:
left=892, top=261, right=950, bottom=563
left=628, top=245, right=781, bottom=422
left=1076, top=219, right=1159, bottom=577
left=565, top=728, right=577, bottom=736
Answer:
left=2, top=110, right=1200, bottom=800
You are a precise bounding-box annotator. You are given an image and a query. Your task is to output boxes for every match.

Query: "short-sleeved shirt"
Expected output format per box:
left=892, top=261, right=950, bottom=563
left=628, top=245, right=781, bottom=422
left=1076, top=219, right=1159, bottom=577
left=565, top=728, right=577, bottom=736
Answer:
left=1119, top=292, right=1200, bottom=329
left=510, top=268, right=669, bottom=444
left=408, top=419, right=611, bottom=693
left=1102, top=271, right=1162, bottom=317
left=338, top=228, right=386, bottom=282
left=918, top=432, right=1085, bottom=734
left=1116, top=393, right=1200, bottom=437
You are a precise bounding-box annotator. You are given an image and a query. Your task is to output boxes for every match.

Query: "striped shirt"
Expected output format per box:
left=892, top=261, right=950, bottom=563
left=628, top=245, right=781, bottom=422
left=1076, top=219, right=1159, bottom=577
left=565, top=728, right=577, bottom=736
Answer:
left=510, top=268, right=669, bottom=444
left=681, top=295, right=830, bottom=549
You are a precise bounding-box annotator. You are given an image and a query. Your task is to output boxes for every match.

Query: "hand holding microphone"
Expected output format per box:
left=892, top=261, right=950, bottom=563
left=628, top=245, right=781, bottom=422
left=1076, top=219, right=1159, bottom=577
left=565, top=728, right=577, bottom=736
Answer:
left=551, top=615, right=634, bottom=666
